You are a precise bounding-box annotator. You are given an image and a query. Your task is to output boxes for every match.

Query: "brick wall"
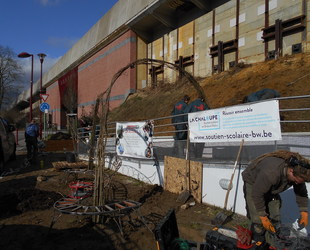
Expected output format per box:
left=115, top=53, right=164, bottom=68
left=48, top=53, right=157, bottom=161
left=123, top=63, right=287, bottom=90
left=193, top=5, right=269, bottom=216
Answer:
left=77, top=30, right=137, bottom=116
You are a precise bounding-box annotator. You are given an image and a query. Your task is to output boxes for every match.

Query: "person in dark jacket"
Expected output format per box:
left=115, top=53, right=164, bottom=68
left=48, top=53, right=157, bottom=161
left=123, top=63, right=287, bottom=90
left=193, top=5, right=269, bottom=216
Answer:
left=242, top=150, right=310, bottom=246
left=185, top=95, right=209, bottom=158
left=242, top=88, right=280, bottom=103
left=185, top=95, right=209, bottom=114
left=171, top=95, right=190, bottom=157
left=25, top=119, right=39, bottom=163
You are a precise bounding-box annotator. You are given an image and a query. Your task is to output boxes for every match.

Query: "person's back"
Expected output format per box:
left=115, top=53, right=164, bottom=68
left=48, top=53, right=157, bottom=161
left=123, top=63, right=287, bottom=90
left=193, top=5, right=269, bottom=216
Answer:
left=259, top=88, right=280, bottom=100
left=185, top=97, right=209, bottom=114
left=25, top=119, right=39, bottom=163
left=242, top=150, right=310, bottom=246
left=171, top=95, right=190, bottom=125
left=244, top=88, right=280, bottom=103
left=185, top=96, right=209, bottom=158
left=171, top=95, right=190, bottom=157
left=25, top=123, right=39, bottom=138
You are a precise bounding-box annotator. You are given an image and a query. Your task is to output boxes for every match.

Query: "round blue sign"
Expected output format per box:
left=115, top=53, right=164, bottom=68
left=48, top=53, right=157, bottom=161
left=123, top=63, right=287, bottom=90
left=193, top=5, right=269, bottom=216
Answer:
left=40, top=102, right=50, bottom=112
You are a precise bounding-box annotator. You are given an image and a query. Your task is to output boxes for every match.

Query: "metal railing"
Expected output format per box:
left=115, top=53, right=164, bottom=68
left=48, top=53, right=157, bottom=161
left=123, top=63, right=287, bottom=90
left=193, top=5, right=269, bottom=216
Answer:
left=77, top=95, right=310, bottom=162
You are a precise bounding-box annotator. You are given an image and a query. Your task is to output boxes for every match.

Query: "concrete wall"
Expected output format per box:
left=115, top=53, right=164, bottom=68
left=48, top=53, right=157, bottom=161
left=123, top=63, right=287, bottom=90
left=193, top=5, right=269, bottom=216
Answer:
left=146, top=0, right=309, bottom=81
left=136, top=37, right=148, bottom=89
left=78, top=133, right=310, bottom=231
left=194, top=11, right=213, bottom=77
left=180, top=22, right=195, bottom=75
left=147, top=21, right=196, bottom=84
left=237, top=0, right=265, bottom=64
left=269, top=0, right=305, bottom=55
left=79, top=132, right=310, bottom=231
left=153, top=38, right=164, bottom=83
left=213, top=0, right=237, bottom=69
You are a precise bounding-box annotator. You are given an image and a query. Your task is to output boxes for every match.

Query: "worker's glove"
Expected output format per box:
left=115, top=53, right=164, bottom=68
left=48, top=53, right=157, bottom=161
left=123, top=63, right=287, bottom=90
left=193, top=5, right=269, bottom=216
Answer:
left=298, top=211, right=308, bottom=229
left=259, top=216, right=276, bottom=233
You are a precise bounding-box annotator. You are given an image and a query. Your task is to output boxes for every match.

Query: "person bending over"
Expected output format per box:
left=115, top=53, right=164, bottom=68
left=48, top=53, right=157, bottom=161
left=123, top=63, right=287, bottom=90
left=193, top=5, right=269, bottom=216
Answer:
left=242, top=150, right=310, bottom=246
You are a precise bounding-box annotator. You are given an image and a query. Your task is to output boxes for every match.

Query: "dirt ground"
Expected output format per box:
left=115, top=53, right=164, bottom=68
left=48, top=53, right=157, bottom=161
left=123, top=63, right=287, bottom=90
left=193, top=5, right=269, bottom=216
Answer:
left=0, top=151, right=247, bottom=250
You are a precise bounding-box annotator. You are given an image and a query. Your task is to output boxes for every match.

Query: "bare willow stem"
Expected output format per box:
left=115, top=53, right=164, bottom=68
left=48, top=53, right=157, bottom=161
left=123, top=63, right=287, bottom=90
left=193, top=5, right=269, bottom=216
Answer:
left=90, top=58, right=205, bottom=221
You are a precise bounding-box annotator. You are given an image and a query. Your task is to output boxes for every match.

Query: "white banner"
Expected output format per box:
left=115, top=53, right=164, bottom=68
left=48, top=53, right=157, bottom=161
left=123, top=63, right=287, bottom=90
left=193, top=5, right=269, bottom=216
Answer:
left=188, top=100, right=282, bottom=143
left=116, top=121, right=154, bottom=159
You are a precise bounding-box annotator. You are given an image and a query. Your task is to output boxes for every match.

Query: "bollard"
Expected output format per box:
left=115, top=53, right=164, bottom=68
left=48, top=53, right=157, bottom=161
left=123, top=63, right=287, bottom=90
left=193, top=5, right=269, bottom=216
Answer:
left=16, top=128, right=19, bottom=145
left=40, top=160, right=44, bottom=169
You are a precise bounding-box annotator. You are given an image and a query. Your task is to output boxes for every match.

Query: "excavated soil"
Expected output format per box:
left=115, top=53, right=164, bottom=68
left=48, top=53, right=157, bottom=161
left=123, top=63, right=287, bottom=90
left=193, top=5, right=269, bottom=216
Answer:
left=109, top=53, right=310, bottom=132
left=0, top=153, right=247, bottom=250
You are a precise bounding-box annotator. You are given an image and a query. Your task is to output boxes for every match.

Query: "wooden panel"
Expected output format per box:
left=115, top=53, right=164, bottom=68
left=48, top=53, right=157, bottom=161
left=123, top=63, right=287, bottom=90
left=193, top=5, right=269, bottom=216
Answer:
left=164, top=156, right=202, bottom=203
left=190, top=159, right=203, bottom=203
left=44, top=139, right=74, bottom=152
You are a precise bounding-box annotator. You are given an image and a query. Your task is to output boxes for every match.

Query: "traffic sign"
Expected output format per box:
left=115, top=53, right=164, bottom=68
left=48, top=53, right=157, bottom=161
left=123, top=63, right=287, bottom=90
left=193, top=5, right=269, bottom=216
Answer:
left=40, top=102, right=50, bottom=112
left=40, top=94, right=49, bottom=102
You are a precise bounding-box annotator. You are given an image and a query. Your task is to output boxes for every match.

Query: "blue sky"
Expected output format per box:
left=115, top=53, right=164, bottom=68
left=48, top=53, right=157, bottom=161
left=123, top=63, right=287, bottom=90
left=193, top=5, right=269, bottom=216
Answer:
left=0, top=0, right=118, bottom=84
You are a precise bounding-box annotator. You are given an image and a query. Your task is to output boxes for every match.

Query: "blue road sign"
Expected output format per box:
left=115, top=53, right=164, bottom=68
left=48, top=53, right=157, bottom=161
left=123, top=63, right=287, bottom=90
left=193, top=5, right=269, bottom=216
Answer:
left=40, top=102, right=50, bottom=112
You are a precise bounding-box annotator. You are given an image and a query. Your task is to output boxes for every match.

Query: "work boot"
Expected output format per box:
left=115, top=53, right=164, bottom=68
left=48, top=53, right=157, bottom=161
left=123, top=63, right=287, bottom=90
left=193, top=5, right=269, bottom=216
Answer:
left=251, top=223, right=266, bottom=243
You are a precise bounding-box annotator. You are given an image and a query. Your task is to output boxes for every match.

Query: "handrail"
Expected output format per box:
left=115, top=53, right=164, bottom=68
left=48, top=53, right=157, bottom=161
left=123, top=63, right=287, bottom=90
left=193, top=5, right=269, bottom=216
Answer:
left=77, top=95, right=310, bottom=140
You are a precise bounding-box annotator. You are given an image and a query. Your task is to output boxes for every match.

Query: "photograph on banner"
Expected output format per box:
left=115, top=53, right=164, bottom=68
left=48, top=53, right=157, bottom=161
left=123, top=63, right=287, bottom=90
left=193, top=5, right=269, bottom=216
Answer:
left=116, top=120, right=154, bottom=159
left=188, top=100, right=282, bottom=143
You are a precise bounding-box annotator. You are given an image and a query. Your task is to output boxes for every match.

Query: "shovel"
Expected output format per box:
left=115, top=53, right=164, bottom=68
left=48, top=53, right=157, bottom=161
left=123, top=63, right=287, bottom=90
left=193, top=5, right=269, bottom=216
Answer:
left=212, top=139, right=244, bottom=225
left=176, top=129, right=191, bottom=203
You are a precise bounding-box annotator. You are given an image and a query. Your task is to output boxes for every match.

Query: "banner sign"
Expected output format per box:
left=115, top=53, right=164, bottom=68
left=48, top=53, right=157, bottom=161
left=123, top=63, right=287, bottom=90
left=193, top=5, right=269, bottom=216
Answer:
left=188, top=100, right=282, bottom=143
left=116, top=121, right=154, bottom=159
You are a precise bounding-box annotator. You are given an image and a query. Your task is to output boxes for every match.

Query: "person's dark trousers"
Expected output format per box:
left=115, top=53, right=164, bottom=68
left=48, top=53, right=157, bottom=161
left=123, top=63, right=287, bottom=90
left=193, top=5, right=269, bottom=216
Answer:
left=194, top=143, right=205, bottom=158
left=26, top=136, right=38, bottom=163
left=243, top=182, right=281, bottom=246
left=174, top=125, right=187, bottom=158
left=174, top=140, right=186, bottom=158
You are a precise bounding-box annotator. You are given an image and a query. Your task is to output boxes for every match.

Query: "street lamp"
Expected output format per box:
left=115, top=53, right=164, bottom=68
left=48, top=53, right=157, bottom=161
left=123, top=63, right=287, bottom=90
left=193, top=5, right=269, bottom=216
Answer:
left=38, top=53, right=46, bottom=139
left=18, top=52, right=34, bottom=122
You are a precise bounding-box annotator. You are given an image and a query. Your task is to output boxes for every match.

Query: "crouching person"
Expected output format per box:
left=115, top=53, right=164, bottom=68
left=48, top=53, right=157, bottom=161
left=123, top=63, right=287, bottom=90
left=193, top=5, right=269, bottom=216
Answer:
left=242, top=150, right=310, bottom=247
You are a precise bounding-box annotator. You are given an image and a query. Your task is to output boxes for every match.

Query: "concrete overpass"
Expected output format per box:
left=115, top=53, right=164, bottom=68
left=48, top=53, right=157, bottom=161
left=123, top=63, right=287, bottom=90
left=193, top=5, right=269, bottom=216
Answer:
left=13, top=0, right=229, bottom=111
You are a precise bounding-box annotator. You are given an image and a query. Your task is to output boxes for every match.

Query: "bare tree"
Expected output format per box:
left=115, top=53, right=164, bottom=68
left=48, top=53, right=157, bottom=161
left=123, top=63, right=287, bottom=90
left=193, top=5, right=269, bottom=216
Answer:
left=0, top=46, right=23, bottom=110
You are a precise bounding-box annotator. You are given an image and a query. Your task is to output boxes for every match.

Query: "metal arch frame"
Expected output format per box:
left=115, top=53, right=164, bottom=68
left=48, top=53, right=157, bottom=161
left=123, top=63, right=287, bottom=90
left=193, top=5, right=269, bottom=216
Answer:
left=50, top=198, right=144, bottom=236
left=108, top=58, right=207, bottom=105
left=89, top=58, right=207, bottom=204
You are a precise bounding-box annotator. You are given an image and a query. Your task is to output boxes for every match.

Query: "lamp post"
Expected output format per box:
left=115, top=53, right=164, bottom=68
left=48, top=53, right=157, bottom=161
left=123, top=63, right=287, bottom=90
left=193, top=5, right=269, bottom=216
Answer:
left=38, top=53, right=46, bottom=139
left=18, top=52, right=34, bottom=122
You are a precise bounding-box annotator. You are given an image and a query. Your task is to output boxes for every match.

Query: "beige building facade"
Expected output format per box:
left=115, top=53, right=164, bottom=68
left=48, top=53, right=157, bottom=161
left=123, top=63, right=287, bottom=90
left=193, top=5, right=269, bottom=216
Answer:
left=145, top=0, right=308, bottom=87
